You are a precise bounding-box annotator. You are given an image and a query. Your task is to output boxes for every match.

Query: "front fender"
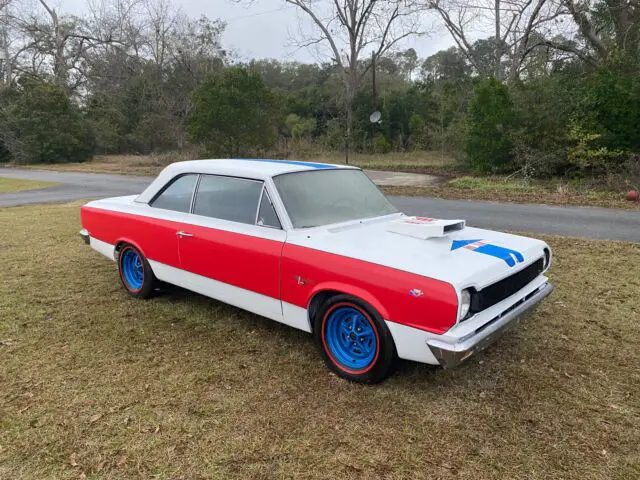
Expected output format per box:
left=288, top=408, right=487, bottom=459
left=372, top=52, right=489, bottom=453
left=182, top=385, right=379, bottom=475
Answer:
left=307, top=281, right=390, bottom=320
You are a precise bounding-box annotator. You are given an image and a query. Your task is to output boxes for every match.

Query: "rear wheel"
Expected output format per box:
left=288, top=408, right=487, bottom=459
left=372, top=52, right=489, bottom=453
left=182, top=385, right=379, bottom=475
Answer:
left=314, top=294, right=397, bottom=384
left=117, top=244, right=157, bottom=299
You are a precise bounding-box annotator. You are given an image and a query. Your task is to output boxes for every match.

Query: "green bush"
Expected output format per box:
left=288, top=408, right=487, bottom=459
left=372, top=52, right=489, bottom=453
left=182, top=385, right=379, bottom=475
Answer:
left=0, top=78, right=95, bottom=164
left=408, top=113, right=427, bottom=149
left=285, top=114, right=316, bottom=140
left=581, top=55, right=640, bottom=153
left=373, top=134, right=391, bottom=153
left=465, top=78, right=515, bottom=172
left=566, top=121, right=628, bottom=171
left=187, top=67, right=280, bottom=157
left=319, top=118, right=347, bottom=151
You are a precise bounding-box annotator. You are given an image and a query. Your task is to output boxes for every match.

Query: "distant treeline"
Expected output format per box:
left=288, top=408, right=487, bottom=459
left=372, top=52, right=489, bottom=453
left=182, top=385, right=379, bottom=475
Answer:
left=0, top=0, right=638, bottom=182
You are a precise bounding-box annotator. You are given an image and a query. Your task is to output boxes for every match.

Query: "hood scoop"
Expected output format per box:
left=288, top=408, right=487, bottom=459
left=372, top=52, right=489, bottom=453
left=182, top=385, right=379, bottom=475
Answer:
left=387, top=216, right=466, bottom=239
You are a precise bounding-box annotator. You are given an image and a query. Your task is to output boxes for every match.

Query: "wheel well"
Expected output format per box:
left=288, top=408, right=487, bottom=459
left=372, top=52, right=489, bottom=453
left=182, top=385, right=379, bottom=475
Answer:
left=114, top=241, right=127, bottom=259
left=114, top=241, right=136, bottom=262
left=307, top=290, right=342, bottom=332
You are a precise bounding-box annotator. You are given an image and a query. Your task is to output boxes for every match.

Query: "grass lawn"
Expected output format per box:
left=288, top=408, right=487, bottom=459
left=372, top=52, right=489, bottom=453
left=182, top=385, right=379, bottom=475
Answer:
left=0, top=176, right=58, bottom=193
left=382, top=175, right=640, bottom=210
left=1, top=202, right=639, bottom=479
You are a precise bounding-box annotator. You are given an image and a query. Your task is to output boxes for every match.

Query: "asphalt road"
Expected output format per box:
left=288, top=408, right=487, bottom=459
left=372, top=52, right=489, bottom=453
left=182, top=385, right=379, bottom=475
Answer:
left=1, top=168, right=639, bottom=242
left=0, top=169, right=154, bottom=207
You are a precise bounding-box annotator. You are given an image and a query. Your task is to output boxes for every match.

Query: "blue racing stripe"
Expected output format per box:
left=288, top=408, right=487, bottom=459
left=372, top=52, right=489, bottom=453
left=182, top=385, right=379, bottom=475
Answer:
left=235, top=158, right=336, bottom=169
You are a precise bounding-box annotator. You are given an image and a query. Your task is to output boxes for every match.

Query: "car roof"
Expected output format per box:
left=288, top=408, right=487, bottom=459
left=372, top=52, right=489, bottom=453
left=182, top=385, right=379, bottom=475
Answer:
left=169, top=158, right=354, bottom=178
left=136, top=158, right=358, bottom=204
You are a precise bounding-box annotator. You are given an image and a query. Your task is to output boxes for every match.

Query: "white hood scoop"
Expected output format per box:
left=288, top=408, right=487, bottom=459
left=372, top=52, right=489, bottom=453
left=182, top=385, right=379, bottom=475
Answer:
left=387, top=216, right=466, bottom=239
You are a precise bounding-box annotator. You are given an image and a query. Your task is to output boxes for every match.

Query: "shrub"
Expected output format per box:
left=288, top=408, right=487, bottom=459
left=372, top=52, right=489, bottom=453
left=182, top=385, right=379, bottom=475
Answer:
left=0, top=78, right=95, bottom=164
left=464, top=78, right=515, bottom=173
left=373, top=134, right=391, bottom=153
left=285, top=114, right=317, bottom=140
left=187, top=67, right=280, bottom=157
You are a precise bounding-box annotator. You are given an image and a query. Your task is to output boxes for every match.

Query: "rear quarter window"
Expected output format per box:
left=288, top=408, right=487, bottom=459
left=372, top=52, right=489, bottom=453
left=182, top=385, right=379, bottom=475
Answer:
left=151, top=174, right=199, bottom=213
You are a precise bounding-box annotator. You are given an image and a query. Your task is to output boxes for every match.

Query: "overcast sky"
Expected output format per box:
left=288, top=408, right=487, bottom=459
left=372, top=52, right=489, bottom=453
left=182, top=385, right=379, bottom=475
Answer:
left=61, top=0, right=456, bottom=63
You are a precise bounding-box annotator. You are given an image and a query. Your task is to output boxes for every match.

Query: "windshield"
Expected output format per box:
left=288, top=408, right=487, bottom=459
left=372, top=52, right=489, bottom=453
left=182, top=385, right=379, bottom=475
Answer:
left=273, top=169, right=398, bottom=228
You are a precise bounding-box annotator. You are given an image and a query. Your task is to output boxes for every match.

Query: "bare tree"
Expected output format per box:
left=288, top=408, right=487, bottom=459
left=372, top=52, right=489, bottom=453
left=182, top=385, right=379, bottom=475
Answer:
left=558, top=0, right=640, bottom=64
left=0, top=0, right=11, bottom=86
left=1, top=0, right=124, bottom=89
left=427, top=0, right=565, bottom=81
left=282, top=0, right=422, bottom=161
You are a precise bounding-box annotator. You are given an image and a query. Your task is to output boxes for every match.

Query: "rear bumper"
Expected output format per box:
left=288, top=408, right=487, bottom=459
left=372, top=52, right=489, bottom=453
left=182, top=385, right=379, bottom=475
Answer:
left=79, top=228, right=90, bottom=245
left=427, top=282, right=554, bottom=369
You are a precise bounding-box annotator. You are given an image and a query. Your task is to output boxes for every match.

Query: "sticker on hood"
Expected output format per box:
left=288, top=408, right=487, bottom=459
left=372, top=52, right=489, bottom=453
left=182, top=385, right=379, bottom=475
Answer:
left=451, top=239, right=524, bottom=267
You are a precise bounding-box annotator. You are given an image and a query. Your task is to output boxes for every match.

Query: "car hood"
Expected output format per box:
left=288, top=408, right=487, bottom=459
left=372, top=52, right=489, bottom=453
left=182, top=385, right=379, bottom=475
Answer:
left=286, top=214, right=549, bottom=290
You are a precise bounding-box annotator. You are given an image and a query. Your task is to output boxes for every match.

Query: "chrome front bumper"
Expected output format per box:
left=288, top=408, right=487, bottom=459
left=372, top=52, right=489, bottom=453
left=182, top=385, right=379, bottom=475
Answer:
left=427, top=282, right=554, bottom=369
left=79, top=228, right=90, bottom=245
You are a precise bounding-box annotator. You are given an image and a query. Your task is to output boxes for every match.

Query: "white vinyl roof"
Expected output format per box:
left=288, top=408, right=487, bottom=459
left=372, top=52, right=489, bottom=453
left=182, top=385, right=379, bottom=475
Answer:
left=136, top=158, right=356, bottom=203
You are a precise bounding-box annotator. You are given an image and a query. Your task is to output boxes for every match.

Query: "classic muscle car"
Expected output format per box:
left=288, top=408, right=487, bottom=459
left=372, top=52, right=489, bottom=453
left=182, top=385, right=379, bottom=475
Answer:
left=80, top=159, right=553, bottom=383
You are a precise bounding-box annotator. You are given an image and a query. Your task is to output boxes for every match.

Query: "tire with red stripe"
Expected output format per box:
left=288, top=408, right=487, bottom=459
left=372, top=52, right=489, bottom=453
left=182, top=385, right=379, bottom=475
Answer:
left=314, top=294, right=397, bottom=384
left=117, top=244, right=157, bottom=299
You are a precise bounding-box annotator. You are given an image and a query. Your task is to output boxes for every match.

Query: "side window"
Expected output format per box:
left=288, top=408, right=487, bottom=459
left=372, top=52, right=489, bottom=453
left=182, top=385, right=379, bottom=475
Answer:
left=151, top=174, right=198, bottom=213
left=257, top=189, right=282, bottom=229
left=193, top=175, right=263, bottom=224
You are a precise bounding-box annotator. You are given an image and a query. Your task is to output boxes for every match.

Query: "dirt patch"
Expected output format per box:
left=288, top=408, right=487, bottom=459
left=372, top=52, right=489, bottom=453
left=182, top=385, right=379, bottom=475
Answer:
left=364, top=170, right=442, bottom=187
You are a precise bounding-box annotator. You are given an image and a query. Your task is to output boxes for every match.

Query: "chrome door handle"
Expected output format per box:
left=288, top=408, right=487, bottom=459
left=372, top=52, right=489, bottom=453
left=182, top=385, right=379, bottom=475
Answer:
left=176, top=231, right=193, bottom=238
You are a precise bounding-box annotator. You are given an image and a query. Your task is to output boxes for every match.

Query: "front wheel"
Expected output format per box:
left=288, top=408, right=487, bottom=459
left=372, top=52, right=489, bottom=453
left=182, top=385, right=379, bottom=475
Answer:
left=117, top=244, right=157, bottom=299
left=314, top=294, right=397, bottom=384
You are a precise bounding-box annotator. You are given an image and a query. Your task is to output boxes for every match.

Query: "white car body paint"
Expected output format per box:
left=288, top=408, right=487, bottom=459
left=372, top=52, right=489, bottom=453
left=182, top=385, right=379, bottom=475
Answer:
left=81, top=159, right=553, bottom=368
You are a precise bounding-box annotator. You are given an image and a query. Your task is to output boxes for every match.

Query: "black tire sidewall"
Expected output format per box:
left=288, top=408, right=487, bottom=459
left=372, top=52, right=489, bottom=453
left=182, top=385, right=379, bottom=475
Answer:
left=313, top=294, right=397, bottom=384
left=118, top=245, right=155, bottom=299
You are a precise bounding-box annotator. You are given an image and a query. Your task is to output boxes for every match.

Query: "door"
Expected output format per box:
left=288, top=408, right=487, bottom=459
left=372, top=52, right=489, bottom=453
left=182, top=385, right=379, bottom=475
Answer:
left=137, top=173, right=199, bottom=268
left=177, top=174, right=286, bottom=320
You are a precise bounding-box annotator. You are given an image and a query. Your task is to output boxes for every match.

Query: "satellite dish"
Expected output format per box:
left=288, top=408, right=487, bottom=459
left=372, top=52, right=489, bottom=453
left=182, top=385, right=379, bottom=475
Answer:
left=369, top=111, right=382, bottom=124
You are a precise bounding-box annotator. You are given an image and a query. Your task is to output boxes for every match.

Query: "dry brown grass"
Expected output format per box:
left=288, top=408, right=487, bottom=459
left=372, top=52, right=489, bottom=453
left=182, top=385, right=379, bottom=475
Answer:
left=1, top=202, right=639, bottom=479
left=21, top=153, right=189, bottom=177
left=0, top=176, right=58, bottom=193
left=23, top=151, right=455, bottom=178
left=381, top=184, right=640, bottom=210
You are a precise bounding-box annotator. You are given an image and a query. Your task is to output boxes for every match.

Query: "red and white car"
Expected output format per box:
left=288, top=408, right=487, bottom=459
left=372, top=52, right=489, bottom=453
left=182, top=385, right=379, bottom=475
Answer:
left=80, top=159, right=553, bottom=383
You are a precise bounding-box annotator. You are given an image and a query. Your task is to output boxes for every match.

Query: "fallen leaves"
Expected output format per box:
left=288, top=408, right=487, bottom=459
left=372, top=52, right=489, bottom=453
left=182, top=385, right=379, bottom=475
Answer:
left=140, top=424, right=161, bottom=434
left=89, top=413, right=103, bottom=424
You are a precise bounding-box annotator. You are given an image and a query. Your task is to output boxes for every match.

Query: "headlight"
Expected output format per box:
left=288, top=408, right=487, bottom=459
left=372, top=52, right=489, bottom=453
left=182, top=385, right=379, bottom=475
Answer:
left=543, top=248, right=551, bottom=270
left=459, top=289, right=472, bottom=320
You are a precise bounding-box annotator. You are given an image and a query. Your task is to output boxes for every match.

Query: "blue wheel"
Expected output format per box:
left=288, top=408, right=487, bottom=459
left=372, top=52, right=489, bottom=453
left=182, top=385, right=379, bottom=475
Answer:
left=315, top=295, right=397, bottom=383
left=121, top=249, right=144, bottom=291
left=323, top=304, right=378, bottom=373
left=118, top=244, right=156, bottom=298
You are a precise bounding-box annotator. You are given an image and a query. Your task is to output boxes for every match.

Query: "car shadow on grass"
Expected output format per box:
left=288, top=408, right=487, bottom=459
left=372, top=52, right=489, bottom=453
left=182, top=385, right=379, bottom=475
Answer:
left=148, top=281, right=457, bottom=386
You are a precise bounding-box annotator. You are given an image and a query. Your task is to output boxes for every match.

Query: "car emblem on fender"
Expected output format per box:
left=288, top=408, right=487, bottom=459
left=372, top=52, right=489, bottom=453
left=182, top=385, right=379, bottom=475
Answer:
left=409, top=289, right=424, bottom=297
